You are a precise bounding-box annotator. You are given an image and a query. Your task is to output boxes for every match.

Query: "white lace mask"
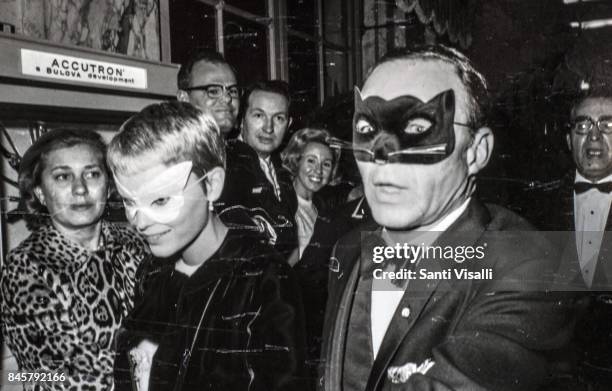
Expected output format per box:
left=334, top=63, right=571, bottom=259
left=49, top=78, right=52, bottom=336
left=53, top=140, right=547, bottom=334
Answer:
left=114, top=161, right=208, bottom=224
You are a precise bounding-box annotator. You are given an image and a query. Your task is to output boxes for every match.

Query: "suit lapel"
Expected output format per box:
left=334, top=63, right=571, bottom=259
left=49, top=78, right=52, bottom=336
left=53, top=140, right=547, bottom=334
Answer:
left=365, top=200, right=489, bottom=391
left=325, top=248, right=361, bottom=391
left=323, top=227, right=375, bottom=391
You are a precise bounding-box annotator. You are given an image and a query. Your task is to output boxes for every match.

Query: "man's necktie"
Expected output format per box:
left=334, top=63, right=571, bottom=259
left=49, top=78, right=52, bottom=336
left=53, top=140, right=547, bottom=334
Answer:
left=574, top=182, right=612, bottom=194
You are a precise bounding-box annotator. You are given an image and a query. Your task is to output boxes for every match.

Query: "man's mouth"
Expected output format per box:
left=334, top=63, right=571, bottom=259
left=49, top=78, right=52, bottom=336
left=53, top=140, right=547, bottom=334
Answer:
left=257, top=135, right=275, bottom=144
left=586, top=148, right=604, bottom=159
left=372, top=180, right=407, bottom=196
left=70, top=203, right=94, bottom=210
left=214, top=108, right=235, bottom=116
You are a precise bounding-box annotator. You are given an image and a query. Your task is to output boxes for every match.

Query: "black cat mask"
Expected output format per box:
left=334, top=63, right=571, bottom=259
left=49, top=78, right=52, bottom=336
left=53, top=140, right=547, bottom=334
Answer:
left=352, top=88, right=463, bottom=164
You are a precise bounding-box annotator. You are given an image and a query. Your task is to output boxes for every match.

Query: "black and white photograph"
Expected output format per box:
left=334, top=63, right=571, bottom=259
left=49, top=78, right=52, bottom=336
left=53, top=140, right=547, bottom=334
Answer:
left=1, top=0, right=612, bottom=390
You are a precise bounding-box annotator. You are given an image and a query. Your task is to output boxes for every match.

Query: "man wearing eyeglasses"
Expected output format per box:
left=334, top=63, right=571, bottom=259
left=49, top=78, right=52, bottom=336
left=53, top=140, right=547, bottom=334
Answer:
left=540, top=85, right=612, bottom=390
left=545, top=88, right=612, bottom=290
left=177, top=50, right=240, bottom=136
left=567, top=94, right=612, bottom=286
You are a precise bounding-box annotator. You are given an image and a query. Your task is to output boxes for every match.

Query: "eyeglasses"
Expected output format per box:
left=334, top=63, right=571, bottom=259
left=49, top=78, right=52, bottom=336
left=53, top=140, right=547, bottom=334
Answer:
left=183, top=84, right=241, bottom=99
left=569, top=116, right=612, bottom=135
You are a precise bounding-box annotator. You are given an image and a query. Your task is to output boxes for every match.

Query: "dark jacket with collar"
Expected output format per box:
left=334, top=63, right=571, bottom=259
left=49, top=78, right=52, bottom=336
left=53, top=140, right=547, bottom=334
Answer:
left=217, top=139, right=298, bottom=259
left=541, top=172, right=612, bottom=389
left=114, top=230, right=307, bottom=391
left=320, top=199, right=577, bottom=391
left=292, top=189, right=353, bottom=381
left=294, top=193, right=375, bottom=377
left=542, top=171, right=612, bottom=289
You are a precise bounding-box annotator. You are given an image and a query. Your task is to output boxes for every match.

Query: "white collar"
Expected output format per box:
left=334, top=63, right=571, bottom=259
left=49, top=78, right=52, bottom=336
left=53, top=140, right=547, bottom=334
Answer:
left=575, top=171, right=612, bottom=184
left=429, top=197, right=472, bottom=232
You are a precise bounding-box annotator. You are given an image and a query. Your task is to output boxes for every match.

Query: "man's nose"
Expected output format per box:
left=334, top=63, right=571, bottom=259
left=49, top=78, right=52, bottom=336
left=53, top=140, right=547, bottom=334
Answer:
left=262, top=117, right=273, bottom=134
left=373, top=135, right=399, bottom=162
left=220, top=88, right=233, bottom=104
left=72, top=176, right=88, bottom=195
left=589, top=125, right=603, bottom=141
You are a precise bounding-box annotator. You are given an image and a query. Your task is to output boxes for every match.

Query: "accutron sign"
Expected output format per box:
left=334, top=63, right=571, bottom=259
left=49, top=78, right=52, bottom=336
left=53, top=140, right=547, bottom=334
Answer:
left=20, top=48, right=148, bottom=89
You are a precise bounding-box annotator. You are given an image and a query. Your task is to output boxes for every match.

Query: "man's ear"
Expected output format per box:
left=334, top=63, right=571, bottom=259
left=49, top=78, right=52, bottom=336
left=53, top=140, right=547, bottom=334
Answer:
left=177, top=90, right=189, bottom=102
left=466, top=127, right=494, bottom=176
left=204, top=167, right=226, bottom=203
left=566, top=133, right=572, bottom=152
left=239, top=118, right=246, bottom=138
left=33, top=186, right=46, bottom=206
left=288, top=116, right=293, bottom=129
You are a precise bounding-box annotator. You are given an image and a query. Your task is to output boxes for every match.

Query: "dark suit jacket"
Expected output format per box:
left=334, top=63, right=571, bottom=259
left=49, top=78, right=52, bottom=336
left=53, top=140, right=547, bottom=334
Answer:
left=543, top=172, right=612, bottom=290
left=320, top=199, right=577, bottom=391
left=218, top=139, right=298, bottom=258
left=114, top=230, right=307, bottom=391
left=541, top=172, right=612, bottom=389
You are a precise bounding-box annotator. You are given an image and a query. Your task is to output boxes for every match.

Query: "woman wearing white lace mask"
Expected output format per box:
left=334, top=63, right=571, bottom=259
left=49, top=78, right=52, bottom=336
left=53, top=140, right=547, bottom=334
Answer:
left=108, top=101, right=306, bottom=391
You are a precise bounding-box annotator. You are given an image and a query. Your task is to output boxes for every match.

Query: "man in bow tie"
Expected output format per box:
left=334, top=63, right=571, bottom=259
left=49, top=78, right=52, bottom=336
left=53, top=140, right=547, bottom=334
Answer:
left=542, top=88, right=612, bottom=390
left=320, top=44, right=575, bottom=391
left=546, top=90, right=612, bottom=290
left=565, top=93, right=612, bottom=288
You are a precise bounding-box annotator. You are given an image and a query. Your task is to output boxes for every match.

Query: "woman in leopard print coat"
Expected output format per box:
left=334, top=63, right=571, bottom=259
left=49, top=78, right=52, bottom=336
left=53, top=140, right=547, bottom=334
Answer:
left=0, top=129, right=149, bottom=390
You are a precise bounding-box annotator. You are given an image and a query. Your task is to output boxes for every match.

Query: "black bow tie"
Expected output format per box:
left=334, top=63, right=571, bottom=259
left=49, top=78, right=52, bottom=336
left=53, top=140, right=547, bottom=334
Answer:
left=574, top=181, right=612, bottom=194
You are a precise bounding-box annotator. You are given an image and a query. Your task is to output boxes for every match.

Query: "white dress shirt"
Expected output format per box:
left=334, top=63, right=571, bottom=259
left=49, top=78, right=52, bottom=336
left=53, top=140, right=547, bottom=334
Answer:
left=573, top=171, right=612, bottom=287
left=370, top=197, right=472, bottom=357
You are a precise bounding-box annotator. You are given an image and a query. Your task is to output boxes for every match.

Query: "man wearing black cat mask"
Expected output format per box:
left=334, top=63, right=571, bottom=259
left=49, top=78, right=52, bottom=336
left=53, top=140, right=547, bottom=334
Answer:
left=320, top=45, right=575, bottom=391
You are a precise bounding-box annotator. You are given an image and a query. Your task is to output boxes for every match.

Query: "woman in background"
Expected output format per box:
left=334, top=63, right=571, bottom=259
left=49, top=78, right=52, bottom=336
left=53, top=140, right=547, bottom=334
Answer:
left=0, top=129, right=149, bottom=390
left=281, top=127, right=341, bottom=383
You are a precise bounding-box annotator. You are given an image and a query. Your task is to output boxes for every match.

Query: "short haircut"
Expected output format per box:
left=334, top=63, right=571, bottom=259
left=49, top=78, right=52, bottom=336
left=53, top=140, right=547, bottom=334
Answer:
left=371, top=44, right=489, bottom=129
left=281, top=127, right=340, bottom=182
left=177, top=49, right=236, bottom=90
left=18, top=128, right=107, bottom=226
left=107, top=101, right=226, bottom=180
left=241, top=80, right=291, bottom=119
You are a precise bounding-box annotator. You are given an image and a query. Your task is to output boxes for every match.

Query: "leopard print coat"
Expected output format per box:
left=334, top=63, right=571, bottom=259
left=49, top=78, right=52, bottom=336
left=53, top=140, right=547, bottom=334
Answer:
left=1, top=221, right=149, bottom=390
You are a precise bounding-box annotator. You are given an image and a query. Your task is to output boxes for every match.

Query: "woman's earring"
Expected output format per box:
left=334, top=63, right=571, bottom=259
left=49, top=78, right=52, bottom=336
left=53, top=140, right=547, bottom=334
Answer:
left=208, top=201, right=214, bottom=212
